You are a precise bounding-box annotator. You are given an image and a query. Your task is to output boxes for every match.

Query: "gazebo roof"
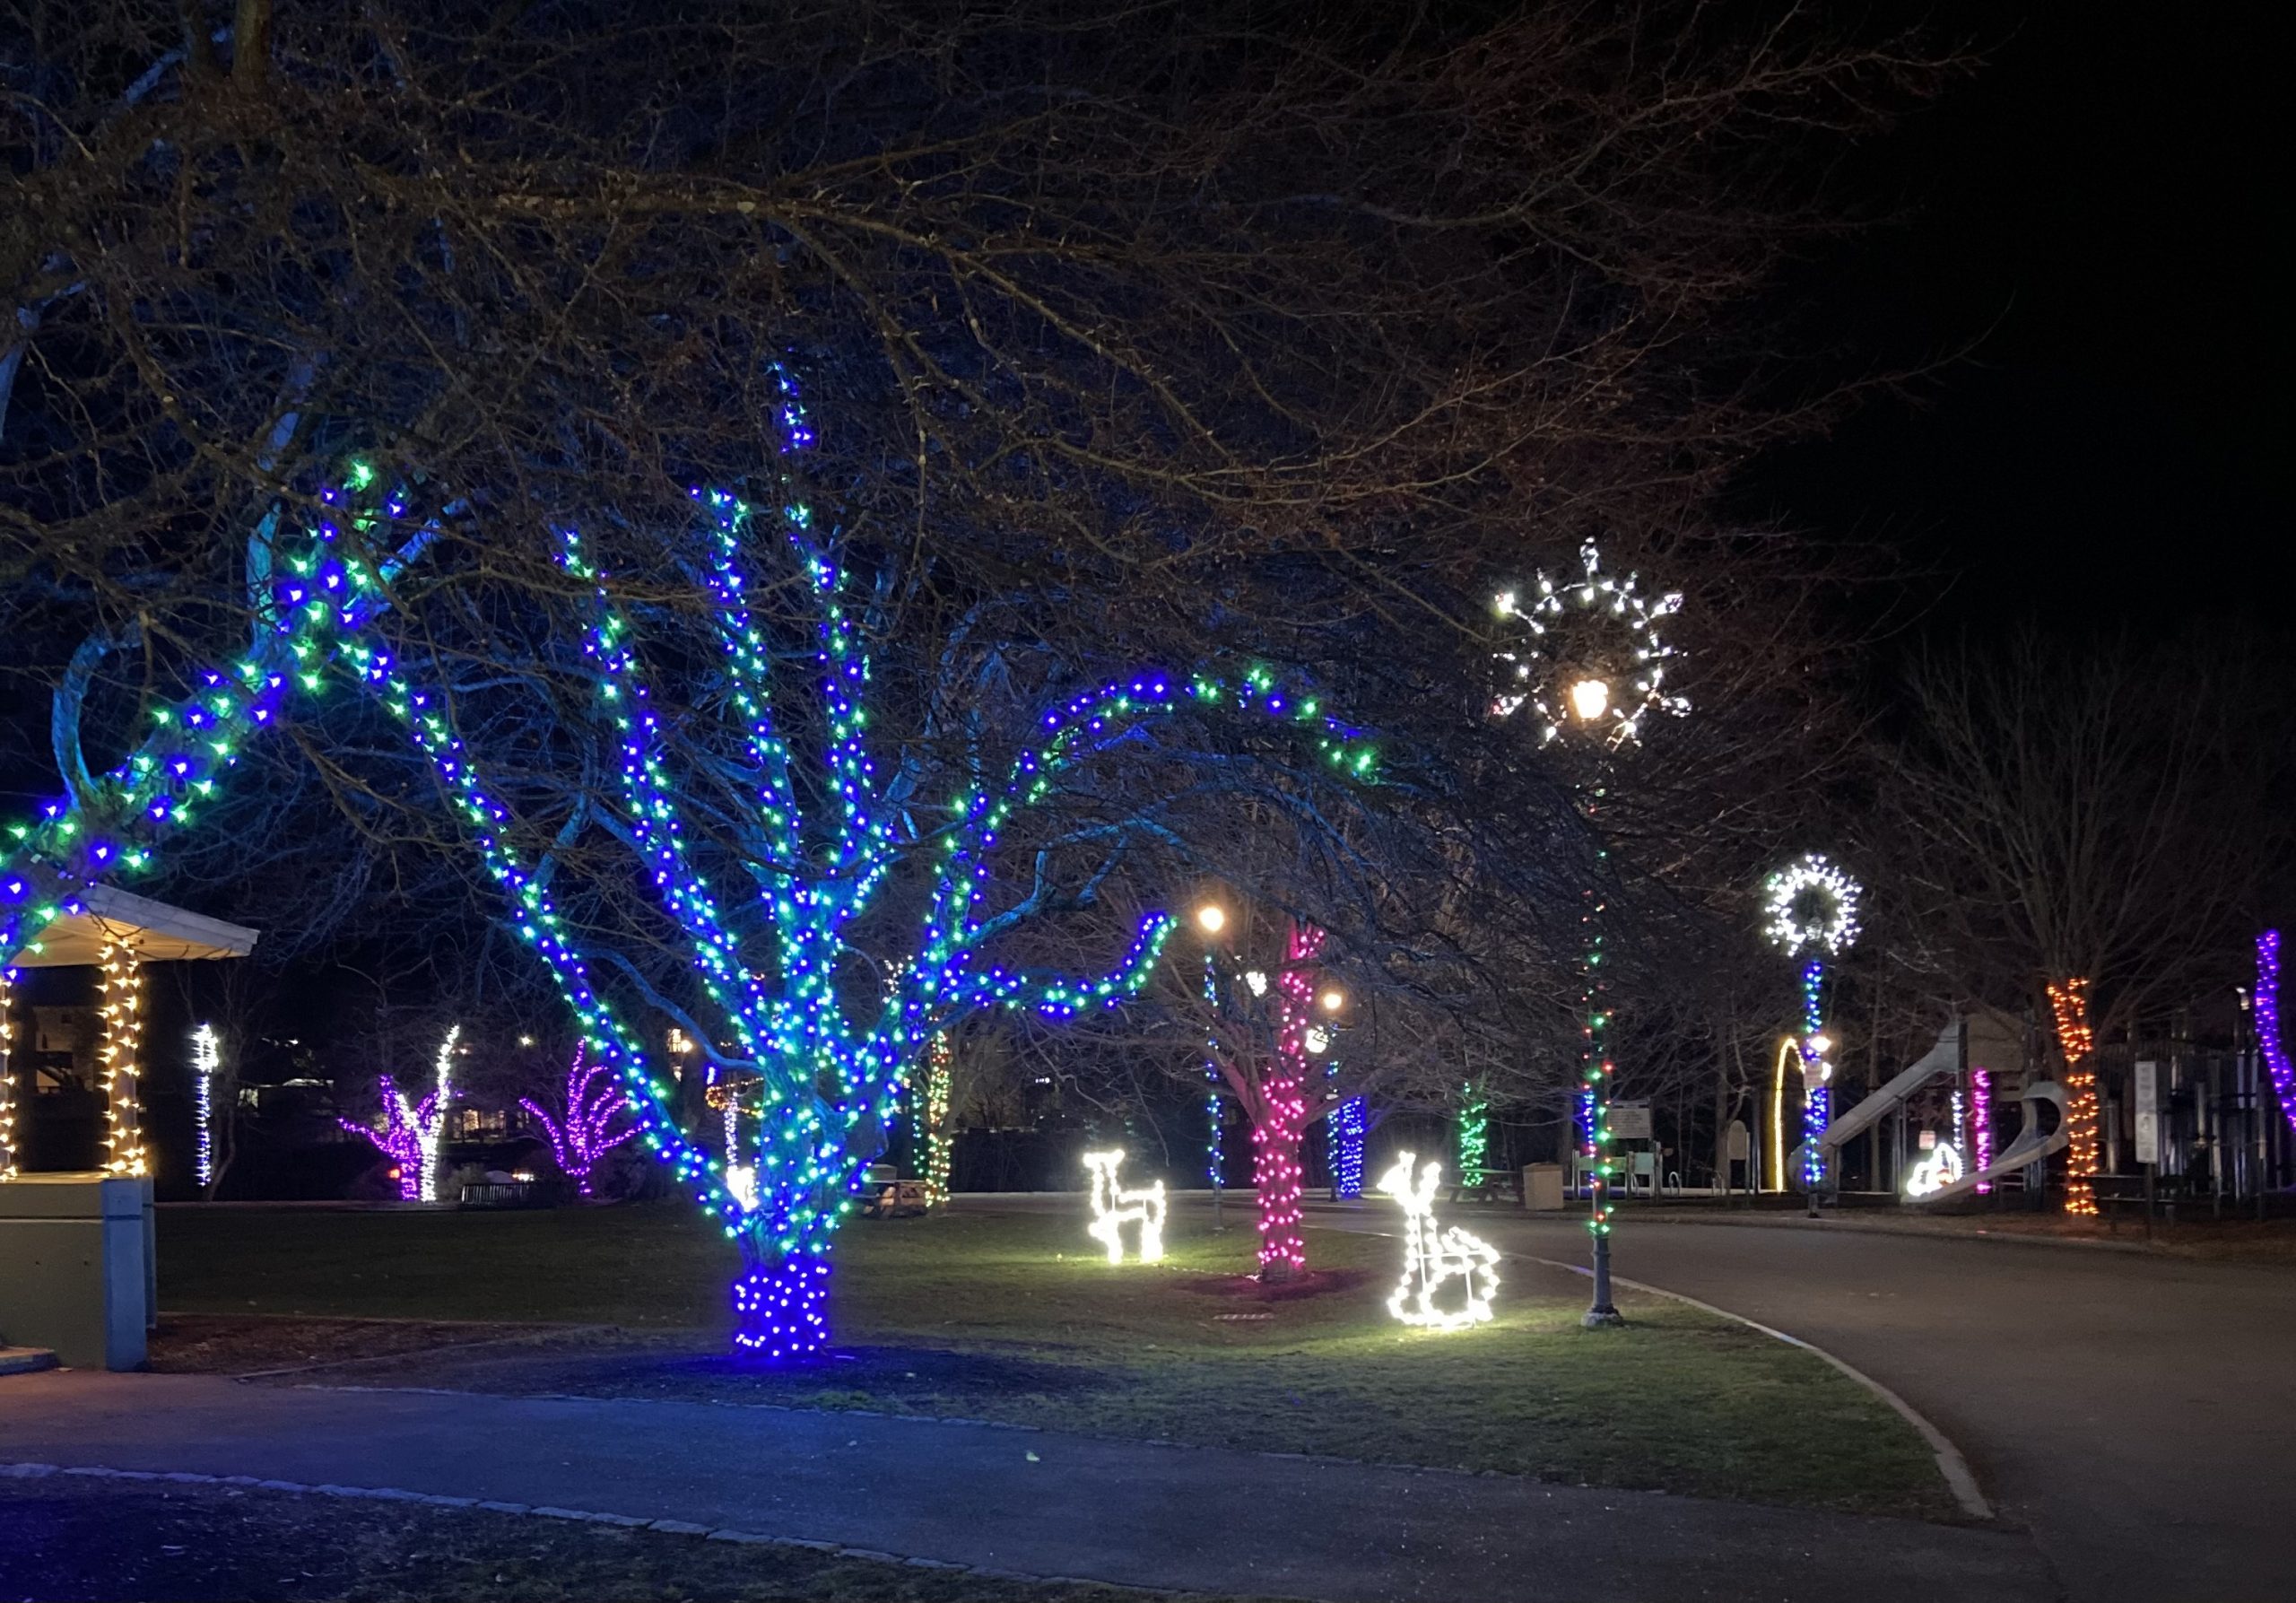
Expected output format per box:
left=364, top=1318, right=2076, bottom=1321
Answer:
left=10, top=884, right=259, bottom=968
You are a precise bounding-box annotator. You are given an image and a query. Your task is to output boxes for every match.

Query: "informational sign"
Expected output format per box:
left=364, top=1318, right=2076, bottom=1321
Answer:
left=1918, top=1129, right=1937, bottom=1150
left=1725, top=1119, right=1750, bottom=1161
left=2135, top=1110, right=2160, bottom=1166
left=1610, top=1102, right=1653, bottom=1141
left=2134, top=1059, right=2159, bottom=1113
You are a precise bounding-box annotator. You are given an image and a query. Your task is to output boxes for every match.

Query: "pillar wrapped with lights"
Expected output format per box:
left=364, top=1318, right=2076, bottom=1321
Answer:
left=0, top=368, right=1378, bottom=1358
left=2255, top=930, right=2295, bottom=1140
left=919, top=1032, right=954, bottom=1205
left=0, top=967, right=16, bottom=1180
left=2046, top=977, right=2100, bottom=1216
left=1327, top=1085, right=1366, bottom=1199
left=1456, top=1083, right=1489, bottom=1183
left=1970, top=1067, right=1995, bottom=1195
left=1492, top=538, right=1688, bottom=1328
left=96, top=941, right=147, bottom=1176
left=1761, top=854, right=1861, bottom=1211
left=191, top=1023, right=221, bottom=1191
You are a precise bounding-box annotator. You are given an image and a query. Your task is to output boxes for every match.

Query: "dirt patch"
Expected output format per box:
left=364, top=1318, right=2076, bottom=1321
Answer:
left=1175, top=1267, right=1373, bottom=1302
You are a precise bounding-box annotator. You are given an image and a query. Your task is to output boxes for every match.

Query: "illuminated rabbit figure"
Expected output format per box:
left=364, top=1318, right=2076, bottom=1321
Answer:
left=1376, top=1152, right=1500, bottom=1329
left=1083, top=1149, right=1167, bottom=1264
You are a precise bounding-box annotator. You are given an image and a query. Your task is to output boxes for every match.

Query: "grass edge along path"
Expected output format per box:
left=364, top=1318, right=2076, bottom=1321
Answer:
left=0, top=1469, right=1265, bottom=1603
left=157, top=1202, right=1959, bottom=1522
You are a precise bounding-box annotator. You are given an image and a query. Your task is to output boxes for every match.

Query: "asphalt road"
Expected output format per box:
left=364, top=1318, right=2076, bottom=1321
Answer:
left=1300, top=1203, right=2296, bottom=1603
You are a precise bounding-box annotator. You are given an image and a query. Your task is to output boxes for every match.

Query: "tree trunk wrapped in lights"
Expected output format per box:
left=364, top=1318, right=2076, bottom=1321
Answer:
left=2046, top=978, right=2100, bottom=1217
left=522, top=1043, right=639, bottom=1197
left=342, top=1025, right=459, bottom=1202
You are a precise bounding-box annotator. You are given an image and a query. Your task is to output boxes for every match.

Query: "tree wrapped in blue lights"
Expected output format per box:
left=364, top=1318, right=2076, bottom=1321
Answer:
left=0, top=379, right=1377, bottom=1358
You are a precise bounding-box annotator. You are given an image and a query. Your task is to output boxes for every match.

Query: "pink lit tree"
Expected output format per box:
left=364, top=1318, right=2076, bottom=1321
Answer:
left=341, top=1025, right=458, bottom=1202
left=521, top=1045, right=638, bottom=1197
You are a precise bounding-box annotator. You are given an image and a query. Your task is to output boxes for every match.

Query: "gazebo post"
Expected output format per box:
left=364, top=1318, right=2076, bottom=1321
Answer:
left=97, top=938, right=147, bottom=1177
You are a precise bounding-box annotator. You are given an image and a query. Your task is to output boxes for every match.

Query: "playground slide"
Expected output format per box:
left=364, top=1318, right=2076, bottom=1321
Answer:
left=1906, top=1079, right=2070, bottom=1204
left=1819, top=1018, right=1961, bottom=1157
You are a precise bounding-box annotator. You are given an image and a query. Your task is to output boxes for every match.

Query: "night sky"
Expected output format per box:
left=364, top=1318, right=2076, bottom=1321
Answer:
left=1738, top=5, right=2286, bottom=632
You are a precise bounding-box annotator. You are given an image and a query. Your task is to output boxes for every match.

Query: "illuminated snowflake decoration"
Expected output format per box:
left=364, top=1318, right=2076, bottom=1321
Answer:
left=1762, top=854, right=1863, bottom=957
left=1492, top=540, right=1688, bottom=747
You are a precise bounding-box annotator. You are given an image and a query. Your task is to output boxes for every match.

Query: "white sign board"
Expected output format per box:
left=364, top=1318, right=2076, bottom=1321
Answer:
left=1918, top=1129, right=1936, bottom=1150
left=1725, top=1119, right=1751, bottom=1161
left=2134, top=1060, right=2160, bottom=1166
left=1610, top=1102, right=1653, bottom=1141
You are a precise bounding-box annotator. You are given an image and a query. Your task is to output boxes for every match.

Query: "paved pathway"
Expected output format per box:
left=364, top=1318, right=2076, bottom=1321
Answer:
left=0, top=1368, right=2050, bottom=1603
left=1296, top=1202, right=2294, bottom=1603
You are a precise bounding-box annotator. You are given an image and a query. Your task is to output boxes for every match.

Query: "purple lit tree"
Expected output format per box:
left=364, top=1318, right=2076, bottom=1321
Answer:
left=521, top=1045, right=638, bottom=1197
left=341, top=1025, right=458, bottom=1203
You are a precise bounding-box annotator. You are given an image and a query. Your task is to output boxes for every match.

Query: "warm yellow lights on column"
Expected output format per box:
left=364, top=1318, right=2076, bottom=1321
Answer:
left=98, top=940, right=148, bottom=1177
left=0, top=968, right=16, bottom=1180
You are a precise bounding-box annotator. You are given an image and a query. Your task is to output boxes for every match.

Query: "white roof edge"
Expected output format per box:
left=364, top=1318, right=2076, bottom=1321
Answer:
left=73, top=884, right=260, bottom=958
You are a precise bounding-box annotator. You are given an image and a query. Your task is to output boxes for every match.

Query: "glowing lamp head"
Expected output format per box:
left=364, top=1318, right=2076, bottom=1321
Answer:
left=1567, top=677, right=1612, bottom=722
left=1196, top=903, right=1227, bottom=936
left=1806, top=1032, right=1833, bottom=1057
left=1319, top=988, right=1345, bottom=1014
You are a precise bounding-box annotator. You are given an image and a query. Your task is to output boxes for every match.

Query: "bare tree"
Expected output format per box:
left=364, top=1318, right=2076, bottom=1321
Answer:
left=1881, top=627, right=2283, bottom=1209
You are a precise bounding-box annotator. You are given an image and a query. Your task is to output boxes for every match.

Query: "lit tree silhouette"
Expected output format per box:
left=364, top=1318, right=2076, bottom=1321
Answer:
left=0, top=374, right=1376, bottom=1358
left=520, top=1044, right=638, bottom=1198
left=340, top=1025, right=458, bottom=1203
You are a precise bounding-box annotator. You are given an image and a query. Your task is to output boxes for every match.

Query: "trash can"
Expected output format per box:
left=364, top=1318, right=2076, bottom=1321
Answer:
left=1521, top=1163, right=1565, bottom=1212
left=0, top=1172, right=152, bottom=1369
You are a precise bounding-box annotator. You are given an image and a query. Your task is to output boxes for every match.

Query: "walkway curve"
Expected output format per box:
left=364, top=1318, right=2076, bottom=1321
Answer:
left=0, top=1368, right=2053, bottom=1603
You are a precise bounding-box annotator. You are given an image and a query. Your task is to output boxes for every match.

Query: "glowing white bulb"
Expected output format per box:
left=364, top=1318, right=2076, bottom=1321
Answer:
left=1319, top=989, right=1345, bottom=1014
left=1568, top=678, right=1611, bottom=721
left=1196, top=904, right=1227, bottom=935
left=1806, top=1032, right=1833, bottom=1057
left=725, top=1163, right=759, bottom=1211
left=1304, top=1025, right=1331, bottom=1055
left=1083, top=1149, right=1165, bottom=1264
left=1375, top=1152, right=1500, bottom=1329
left=1244, top=970, right=1269, bottom=998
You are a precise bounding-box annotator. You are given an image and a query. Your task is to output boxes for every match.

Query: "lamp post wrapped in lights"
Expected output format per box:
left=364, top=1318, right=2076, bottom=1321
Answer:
left=1492, top=539, right=1689, bottom=1328
left=1761, top=853, right=1862, bottom=1216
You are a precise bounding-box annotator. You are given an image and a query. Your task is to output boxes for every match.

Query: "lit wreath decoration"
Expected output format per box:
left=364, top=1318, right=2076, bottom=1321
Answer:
left=1762, top=854, right=1863, bottom=958
left=1492, top=539, right=1689, bottom=747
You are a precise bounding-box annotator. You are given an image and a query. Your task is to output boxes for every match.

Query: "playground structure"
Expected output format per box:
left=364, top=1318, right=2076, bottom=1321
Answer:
left=1790, top=1008, right=2071, bottom=1203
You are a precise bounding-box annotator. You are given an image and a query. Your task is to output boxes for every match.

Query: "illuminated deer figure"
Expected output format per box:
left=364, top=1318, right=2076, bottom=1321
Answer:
left=1376, top=1152, right=1500, bottom=1329
left=1083, top=1149, right=1167, bottom=1264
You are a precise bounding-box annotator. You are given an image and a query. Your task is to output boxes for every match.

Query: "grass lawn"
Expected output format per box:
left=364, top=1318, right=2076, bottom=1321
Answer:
left=158, top=1201, right=1955, bottom=1520
left=2, top=1477, right=1263, bottom=1603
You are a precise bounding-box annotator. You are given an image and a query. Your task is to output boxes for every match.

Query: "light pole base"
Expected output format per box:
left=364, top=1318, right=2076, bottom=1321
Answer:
left=1581, top=1305, right=1626, bottom=1329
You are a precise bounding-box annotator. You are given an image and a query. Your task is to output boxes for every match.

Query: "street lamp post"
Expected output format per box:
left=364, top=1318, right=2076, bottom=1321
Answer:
left=1492, top=540, right=1689, bottom=1329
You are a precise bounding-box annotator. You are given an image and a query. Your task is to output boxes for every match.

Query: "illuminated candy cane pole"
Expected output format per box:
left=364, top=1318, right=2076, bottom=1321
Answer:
left=1762, top=855, right=1861, bottom=1215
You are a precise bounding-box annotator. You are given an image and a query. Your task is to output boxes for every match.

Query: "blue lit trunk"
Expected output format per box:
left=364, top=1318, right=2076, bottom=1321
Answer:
left=732, top=1236, right=833, bottom=1360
